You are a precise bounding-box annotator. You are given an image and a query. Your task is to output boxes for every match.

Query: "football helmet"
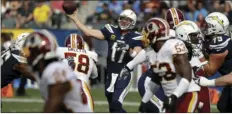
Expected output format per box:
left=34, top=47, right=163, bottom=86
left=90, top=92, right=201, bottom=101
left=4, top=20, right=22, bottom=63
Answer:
left=64, top=33, right=84, bottom=49
left=15, top=33, right=30, bottom=50
left=165, top=8, right=185, bottom=29
left=175, top=20, right=204, bottom=55
left=204, top=12, right=229, bottom=35
left=22, top=30, right=58, bottom=67
left=118, top=9, right=137, bottom=30
left=142, top=18, right=170, bottom=47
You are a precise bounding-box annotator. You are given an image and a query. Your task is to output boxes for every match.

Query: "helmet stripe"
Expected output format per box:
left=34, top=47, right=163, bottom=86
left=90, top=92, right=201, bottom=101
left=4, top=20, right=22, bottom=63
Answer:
left=71, top=34, right=76, bottom=48
left=174, top=8, right=180, bottom=25
left=171, top=8, right=178, bottom=26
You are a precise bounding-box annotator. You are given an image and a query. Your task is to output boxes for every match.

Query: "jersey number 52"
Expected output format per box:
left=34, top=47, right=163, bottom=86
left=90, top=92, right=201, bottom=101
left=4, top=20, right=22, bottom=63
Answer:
left=64, top=52, right=89, bottom=74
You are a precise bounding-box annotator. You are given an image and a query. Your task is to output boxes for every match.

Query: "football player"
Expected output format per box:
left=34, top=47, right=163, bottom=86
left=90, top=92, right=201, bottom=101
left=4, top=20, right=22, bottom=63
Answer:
left=67, top=9, right=144, bottom=112
left=56, top=33, right=98, bottom=112
left=197, top=12, right=232, bottom=112
left=22, top=30, right=89, bottom=112
left=125, top=18, right=200, bottom=112
left=1, top=33, right=35, bottom=88
left=175, top=20, right=211, bottom=112
left=135, top=8, right=187, bottom=112
left=165, top=8, right=211, bottom=112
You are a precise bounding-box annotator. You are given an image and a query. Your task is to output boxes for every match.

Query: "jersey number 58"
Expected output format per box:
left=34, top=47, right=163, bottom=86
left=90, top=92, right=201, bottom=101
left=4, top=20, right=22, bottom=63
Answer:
left=64, top=52, right=89, bottom=74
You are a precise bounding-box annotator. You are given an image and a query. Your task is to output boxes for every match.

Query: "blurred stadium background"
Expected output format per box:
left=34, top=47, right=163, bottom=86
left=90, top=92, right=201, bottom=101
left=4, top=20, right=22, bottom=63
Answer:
left=2, top=0, right=232, bottom=112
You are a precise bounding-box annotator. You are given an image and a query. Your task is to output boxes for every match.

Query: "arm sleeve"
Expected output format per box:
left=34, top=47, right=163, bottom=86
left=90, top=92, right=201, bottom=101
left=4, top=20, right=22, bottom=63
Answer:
left=90, top=61, right=98, bottom=79
left=126, top=49, right=146, bottom=70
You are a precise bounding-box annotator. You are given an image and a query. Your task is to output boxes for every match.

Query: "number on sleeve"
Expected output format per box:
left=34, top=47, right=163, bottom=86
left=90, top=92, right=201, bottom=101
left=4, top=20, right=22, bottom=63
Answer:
left=175, top=43, right=186, bottom=53
left=64, top=52, right=89, bottom=74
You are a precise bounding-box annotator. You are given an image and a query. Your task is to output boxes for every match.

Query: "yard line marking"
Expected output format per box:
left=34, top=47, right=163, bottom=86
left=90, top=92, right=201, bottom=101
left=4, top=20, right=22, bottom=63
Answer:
left=1, top=98, right=140, bottom=106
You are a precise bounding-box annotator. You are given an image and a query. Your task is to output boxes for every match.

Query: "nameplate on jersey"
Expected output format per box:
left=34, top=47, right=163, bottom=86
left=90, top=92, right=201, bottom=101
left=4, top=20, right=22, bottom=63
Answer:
left=68, top=48, right=86, bottom=53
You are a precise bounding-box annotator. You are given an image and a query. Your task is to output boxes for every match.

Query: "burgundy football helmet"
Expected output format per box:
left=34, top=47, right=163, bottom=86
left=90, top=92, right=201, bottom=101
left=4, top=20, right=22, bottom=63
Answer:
left=64, top=33, right=84, bottom=49
left=22, top=30, right=58, bottom=67
left=165, top=8, right=185, bottom=29
left=142, top=18, right=170, bottom=47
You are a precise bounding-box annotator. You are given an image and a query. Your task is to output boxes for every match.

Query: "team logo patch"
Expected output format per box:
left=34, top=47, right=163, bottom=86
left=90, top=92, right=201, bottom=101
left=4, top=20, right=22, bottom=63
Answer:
left=110, top=35, right=116, bottom=40
left=208, top=16, right=224, bottom=28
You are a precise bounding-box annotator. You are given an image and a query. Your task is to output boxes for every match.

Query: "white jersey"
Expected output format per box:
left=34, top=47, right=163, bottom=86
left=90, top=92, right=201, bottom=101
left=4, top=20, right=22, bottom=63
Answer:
left=56, top=47, right=98, bottom=85
left=35, top=61, right=90, bottom=112
left=146, top=39, right=200, bottom=96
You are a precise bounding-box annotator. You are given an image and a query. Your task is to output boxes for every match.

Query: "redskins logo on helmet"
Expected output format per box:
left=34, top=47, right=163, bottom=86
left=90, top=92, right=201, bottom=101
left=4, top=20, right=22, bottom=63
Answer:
left=142, top=18, right=170, bottom=47
left=65, top=33, right=84, bottom=49
left=22, top=30, right=58, bottom=67
left=165, top=8, right=185, bottom=29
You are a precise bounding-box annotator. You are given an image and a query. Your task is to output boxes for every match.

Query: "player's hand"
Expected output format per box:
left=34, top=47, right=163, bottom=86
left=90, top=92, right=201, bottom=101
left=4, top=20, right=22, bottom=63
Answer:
left=66, top=9, right=78, bottom=21
left=119, top=66, right=131, bottom=79
left=138, top=102, right=146, bottom=113
left=162, top=94, right=177, bottom=112
left=193, top=48, right=204, bottom=59
left=193, top=76, right=212, bottom=86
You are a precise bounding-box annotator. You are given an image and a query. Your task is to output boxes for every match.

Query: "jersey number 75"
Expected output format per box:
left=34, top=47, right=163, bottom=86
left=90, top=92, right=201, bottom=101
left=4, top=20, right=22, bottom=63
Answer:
left=64, top=52, right=89, bottom=74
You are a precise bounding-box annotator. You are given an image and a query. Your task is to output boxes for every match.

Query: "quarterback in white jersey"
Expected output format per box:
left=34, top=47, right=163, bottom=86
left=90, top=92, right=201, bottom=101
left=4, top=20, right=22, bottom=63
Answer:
left=56, top=33, right=98, bottom=112
left=22, top=30, right=89, bottom=112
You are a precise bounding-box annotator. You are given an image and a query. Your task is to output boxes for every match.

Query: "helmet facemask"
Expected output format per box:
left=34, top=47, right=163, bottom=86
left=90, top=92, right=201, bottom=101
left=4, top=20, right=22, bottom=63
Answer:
left=118, top=16, right=135, bottom=30
left=188, top=32, right=204, bottom=56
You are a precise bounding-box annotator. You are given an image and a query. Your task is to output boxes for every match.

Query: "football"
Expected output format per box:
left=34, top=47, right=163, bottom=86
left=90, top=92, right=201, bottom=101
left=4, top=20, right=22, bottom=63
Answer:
left=62, top=1, right=77, bottom=15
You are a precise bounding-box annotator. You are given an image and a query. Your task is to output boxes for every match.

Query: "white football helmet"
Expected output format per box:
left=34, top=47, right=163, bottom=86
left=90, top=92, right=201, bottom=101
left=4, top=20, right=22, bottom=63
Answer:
left=118, top=9, right=137, bottom=30
left=15, top=33, right=30, bottom=50
left=175, top=20, right=203, bottom=50
left=204, top=12, right=229, bottom=35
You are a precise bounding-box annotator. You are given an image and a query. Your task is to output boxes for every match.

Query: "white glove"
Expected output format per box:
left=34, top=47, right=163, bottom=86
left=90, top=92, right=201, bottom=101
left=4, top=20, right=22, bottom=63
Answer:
left=193, top=48, right=204, bottom=59
left=194, top=76, right=215, bottom=86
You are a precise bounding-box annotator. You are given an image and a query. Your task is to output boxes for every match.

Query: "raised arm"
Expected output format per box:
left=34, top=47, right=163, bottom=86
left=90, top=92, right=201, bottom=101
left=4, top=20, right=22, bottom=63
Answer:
left=67, top=10, right=105, bottom=40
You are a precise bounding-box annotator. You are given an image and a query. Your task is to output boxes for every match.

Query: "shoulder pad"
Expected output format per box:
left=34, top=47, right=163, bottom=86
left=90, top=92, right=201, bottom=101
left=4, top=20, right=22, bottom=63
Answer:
left=104, top=24, right=118, bottom=34
left=209, top=35, right=230, bottom=50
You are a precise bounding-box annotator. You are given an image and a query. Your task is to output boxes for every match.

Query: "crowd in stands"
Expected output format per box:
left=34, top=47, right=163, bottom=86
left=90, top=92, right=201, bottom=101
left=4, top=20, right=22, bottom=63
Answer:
left=1, top=0, right=232, bottom=30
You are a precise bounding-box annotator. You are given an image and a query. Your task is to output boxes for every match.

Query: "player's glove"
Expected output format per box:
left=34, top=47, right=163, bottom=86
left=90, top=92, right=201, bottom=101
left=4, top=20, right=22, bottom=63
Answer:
left=119, top=66, right=132, bottom=79
left=193, top=76, right=215, bottom=86
left=162, top=94, right=177, bottom=112
left=138, top=102, right=146, bottom=113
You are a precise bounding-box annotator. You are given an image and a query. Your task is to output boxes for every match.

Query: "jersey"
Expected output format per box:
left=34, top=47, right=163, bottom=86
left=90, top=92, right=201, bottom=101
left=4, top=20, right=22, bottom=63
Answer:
left=1, top=46, right=27, bottom=88
left=56, top=47, right=97, bottom=84
left=146, top=39, right=200, bottom=96
left=35, top=61, right=90, bottom=112
left=206, top=35, right=232, bottom=75
left=100, top=24, right=144, bottom=73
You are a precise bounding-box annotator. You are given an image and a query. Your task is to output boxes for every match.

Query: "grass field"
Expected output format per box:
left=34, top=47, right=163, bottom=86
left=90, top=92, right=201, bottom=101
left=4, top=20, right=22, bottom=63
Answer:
left=1, top=88, right=219, bottom=113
